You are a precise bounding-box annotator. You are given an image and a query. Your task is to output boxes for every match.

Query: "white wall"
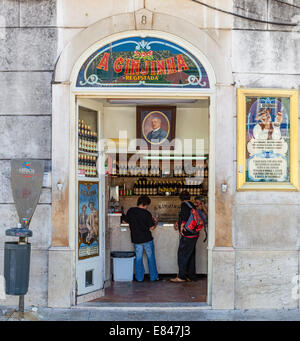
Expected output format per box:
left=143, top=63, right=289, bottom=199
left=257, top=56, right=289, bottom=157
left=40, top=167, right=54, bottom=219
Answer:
left=103, top=101, right=209, bottom=153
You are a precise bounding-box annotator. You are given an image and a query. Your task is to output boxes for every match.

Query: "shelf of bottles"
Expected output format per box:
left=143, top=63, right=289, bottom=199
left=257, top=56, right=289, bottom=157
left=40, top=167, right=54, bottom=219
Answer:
left=119, top=178, right=207, bottom=198
left=78, top=119, right=98, bottom=178
left=109, top=157, right=208, bottom=179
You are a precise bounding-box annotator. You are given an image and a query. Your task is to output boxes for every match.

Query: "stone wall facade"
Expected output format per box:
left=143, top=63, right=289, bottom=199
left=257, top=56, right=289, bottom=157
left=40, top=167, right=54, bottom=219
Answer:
left=0, top=0, right=299, bottom=309
left=233, top=0, right=300, bottom=309
left=0, top=0, right=57, bottom=306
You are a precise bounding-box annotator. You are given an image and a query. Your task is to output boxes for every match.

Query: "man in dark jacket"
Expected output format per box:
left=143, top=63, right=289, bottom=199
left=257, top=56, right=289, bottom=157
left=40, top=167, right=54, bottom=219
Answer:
left=170, top=191, right=199, bottom=282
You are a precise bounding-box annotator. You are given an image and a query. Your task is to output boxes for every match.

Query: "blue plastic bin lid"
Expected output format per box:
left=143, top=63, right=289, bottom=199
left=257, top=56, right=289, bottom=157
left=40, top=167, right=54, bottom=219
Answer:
left=111, top=251, right=135, bottom=258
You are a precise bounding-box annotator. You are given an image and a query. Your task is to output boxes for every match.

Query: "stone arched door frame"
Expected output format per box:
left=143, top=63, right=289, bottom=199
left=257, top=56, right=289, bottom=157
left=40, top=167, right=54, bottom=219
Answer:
left=48, top=10, right=234, bottom=309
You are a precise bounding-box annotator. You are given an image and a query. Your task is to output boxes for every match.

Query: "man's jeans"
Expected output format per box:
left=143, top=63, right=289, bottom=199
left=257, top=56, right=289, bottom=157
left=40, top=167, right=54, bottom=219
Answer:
left=134, top=240, right=159, bottom=282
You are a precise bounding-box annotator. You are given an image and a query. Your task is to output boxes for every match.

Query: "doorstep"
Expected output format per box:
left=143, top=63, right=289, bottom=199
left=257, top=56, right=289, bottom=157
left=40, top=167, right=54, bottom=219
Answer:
left=72, top=302, right=212, bottom=310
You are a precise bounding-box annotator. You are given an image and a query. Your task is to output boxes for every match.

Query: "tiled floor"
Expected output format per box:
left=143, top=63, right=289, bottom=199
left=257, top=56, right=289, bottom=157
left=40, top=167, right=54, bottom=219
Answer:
left=92, top=275, right=207, bottom=303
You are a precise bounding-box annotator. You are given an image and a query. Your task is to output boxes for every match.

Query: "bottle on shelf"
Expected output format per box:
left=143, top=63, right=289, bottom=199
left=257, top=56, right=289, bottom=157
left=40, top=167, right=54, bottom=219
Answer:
left=204, top=161, right=208, bottom=178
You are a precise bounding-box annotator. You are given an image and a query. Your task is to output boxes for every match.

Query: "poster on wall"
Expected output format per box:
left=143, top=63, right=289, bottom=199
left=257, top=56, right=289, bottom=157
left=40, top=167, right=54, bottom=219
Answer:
left=237, top=89, right=298, bottom=191
left=78, top=181, right=99, bottom=260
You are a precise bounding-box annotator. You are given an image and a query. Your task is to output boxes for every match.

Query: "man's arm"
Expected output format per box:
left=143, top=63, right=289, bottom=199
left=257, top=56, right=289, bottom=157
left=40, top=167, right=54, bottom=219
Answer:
left=149, top=217, right=158, bottom=231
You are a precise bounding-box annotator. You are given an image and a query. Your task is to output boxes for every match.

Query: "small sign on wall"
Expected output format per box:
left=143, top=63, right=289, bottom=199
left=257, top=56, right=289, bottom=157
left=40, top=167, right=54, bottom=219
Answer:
left=237, top=88, right=298, bottom=191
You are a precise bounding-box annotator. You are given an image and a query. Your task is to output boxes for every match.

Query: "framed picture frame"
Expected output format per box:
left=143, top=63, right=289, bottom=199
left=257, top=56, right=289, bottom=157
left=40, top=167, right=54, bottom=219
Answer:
left=237, top=88, right=298, bottom=191
left=136, top=106, right=176, bottom=149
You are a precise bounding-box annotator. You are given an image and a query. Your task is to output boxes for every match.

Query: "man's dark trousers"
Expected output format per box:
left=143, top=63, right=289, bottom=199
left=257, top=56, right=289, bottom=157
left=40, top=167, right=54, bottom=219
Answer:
left=177, top=235, right=198, bottom=280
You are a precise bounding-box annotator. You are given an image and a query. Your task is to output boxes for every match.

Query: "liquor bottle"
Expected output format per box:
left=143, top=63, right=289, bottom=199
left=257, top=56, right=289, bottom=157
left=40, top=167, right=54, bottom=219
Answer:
left=146, top=180, right=150, bottom=195
left=86, top=158, right=90, bottom=177
left=78, top=129, right=82, bottom=151
left=172, top=181, right=177, bottom=196
left=189, top=180, right=193, bottom=196
left=78, top=128, right=82, bottom=151
left=88, top=156, right=92, bottom=177
left=145, top=180, right=148, bottom=195
left=86, top=130, right=90, bottom=152
left=204, top=162, right=208, bottom=178
left=140, top=181, right=143, bottom=195
left=171, top=181, right=175, bottom=195
left=149, top=181, right=153, bottom=195
left=90, top=156, right=94, bottom=177
left=175, top=181, right=179, bottom=195
left=91, top=132, right=95, bottom=153
left=82, top=129, right=86, bottom=151
left=191, top=180, right=194, bottom=195
left=94, top=132, right=98, bottom=153
left=153, top=181, right=157, bottom=195
left=196, top=181, right=201, bottom=195
left=192, top=180, right=196, bottom=196
left=93, top=156, right=97, bottom=177
left=93, top=131, right=97, bottom=153
left=78, top=154, right=82, bottom=174
left=157, top=181, right=161, bottom=196
left=111, top=159, right=116, bottom=175
left=81, top=155, right=86, bottom=176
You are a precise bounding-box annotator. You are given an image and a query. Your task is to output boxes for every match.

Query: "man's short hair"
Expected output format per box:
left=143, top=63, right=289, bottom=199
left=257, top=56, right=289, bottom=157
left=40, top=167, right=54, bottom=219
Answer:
left=195, top=196, right=205, bottom=202
left=137, top=195, right=151, bottom=206
left=179, top=191, right=190, bottom=201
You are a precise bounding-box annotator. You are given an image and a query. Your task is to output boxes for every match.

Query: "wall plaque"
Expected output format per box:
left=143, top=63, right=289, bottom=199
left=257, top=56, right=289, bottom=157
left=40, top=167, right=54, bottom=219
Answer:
left=237, top=89, right=298, bottom=191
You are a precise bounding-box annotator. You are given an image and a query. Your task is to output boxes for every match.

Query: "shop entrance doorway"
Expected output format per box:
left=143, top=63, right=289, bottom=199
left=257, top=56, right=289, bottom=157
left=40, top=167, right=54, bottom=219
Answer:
left=75, top=96, right=211, bottom=304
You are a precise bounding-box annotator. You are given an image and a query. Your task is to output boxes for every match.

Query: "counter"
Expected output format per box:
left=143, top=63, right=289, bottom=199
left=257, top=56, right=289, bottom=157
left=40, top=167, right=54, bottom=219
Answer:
left=108, top=215, right=207, bottom=275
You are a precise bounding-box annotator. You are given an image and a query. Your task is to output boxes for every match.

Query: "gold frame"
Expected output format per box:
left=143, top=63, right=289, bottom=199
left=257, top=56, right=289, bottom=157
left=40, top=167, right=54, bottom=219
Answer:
left=237, top=88, right=298, bottom=191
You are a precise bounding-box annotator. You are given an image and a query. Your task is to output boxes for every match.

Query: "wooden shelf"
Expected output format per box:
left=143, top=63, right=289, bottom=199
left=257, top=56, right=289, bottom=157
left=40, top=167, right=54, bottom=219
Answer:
left=119, top=194, right=208, bottom=198
left=78, top=150, right=99, bottom=156
left=109, top=175, right=208, bottom=179
left=77, top=176, right=99, bottom=181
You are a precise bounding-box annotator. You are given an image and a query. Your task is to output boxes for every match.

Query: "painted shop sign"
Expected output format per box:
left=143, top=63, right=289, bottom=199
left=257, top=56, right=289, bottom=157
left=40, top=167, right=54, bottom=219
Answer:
left=76, top=37, right=210, bottom=88
left=237, top=89, right=298, bottom=191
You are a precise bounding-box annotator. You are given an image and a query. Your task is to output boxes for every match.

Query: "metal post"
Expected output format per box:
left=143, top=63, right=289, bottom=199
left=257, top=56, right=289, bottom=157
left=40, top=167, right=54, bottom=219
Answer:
left=19, top=295, right=24, bottom=313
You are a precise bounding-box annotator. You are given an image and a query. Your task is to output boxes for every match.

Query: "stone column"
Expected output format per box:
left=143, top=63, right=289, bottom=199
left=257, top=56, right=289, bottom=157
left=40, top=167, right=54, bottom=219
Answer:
left=48, top=83, right=75, bottom=307
left=212, top=84, right=235, bottom=309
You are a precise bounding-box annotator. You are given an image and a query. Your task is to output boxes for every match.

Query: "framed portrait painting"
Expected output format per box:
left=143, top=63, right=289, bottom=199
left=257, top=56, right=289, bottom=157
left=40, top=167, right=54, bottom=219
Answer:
left=136, top=106, right=176, bottom=149
left=237, top=88, right=298, bottom=191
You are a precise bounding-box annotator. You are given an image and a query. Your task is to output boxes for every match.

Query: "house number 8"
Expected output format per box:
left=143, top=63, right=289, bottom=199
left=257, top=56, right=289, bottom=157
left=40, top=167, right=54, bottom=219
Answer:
left=141, top=15, right=147, bottom=25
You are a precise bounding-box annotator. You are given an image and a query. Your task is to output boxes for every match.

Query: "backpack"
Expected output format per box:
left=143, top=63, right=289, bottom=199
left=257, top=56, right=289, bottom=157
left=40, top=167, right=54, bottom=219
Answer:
left=184, top=202, right=204, bottom=235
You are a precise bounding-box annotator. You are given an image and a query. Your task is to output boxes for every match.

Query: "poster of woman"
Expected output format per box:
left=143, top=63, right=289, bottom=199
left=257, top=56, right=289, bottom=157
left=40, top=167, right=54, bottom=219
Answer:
left=78, top=181, right=99, bottom=260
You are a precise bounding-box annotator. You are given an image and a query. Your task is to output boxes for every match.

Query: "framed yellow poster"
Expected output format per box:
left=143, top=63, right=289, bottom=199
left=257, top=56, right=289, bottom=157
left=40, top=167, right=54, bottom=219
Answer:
left=237, top=88, right=298, bottom=191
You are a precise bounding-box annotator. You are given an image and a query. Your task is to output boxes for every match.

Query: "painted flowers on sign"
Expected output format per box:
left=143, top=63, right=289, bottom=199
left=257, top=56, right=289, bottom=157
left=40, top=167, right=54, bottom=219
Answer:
left=76, top=37, right=210, bottom=88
